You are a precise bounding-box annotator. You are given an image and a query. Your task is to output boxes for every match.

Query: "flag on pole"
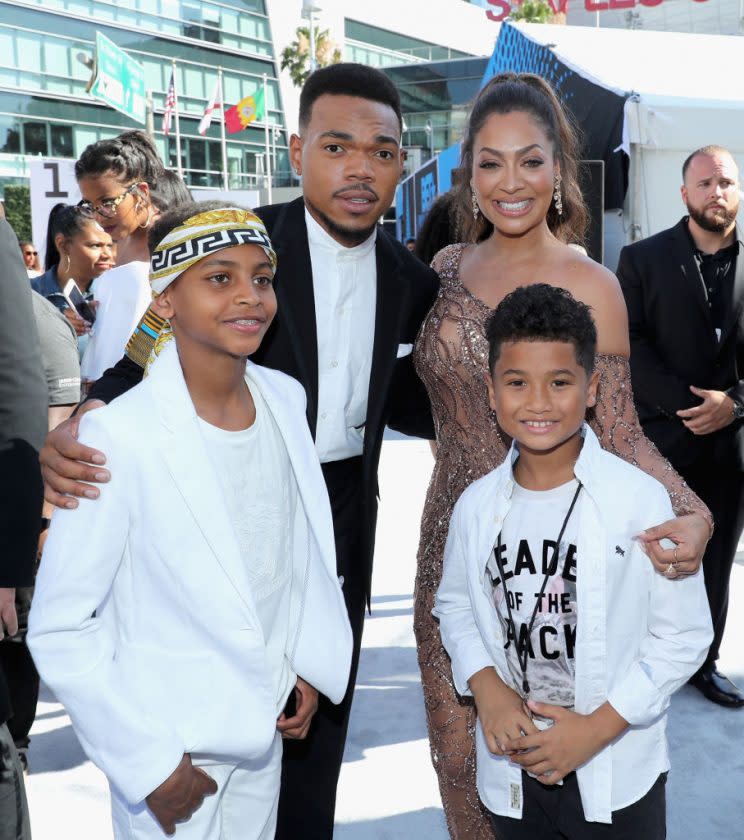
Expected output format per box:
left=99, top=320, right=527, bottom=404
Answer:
left=224, top=88, right=265, bottom=134
left=198, top=76, right=222, bottom=135
left=162, top=69, right=176, bottom=136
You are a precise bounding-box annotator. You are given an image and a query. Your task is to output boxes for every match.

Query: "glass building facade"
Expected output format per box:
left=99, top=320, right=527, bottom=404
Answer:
left=344, top=19, right=472, bottom=68
left=383, top=57, right=485, bottom=172
left=0, top=0, right=290, bottom=195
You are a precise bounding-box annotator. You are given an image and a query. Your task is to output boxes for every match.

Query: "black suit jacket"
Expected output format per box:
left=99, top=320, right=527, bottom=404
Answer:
left=617, top=217, right=744, bottom=471
left=89, top=198, right=439, bottom=599
left=0, top=218, right=47, bottom=724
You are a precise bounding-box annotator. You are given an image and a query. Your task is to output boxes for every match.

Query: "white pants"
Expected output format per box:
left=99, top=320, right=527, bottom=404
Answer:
left=110, top=734, right=282, bottom=840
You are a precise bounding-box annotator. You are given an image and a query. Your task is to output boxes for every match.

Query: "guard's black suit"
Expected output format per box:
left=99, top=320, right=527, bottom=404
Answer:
left=0, top=217, right=46, bottom=724
left=88, top=197, right=439, bottom=838
left=617, top=218, right=744, bottom=674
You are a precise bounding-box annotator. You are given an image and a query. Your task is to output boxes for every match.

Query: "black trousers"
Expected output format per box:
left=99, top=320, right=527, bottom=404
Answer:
left=488, top=771, right=667, bottom=839
left=681, top=461, right=744, bottom=670
left=275, top=456, right=367, bottom=840
left=0, top=587, right=38, bottom=751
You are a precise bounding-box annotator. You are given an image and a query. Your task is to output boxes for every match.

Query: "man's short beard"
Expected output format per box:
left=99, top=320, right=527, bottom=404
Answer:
left=687, top=202, right=738, bottom=234
left=305, top=198, right=377, bottom=246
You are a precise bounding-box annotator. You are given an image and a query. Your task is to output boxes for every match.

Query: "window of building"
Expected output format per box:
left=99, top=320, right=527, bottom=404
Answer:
left=16, top=2, right=271, bottom=56
left=23, top=122, right=47, bottom=156
left=181, top=1, right=221, bottom=44
left=0, top=116, right=20, bottom=154
left=50, top=124, right=73, bottom=157
left=344, top=19, right=471, bottom=63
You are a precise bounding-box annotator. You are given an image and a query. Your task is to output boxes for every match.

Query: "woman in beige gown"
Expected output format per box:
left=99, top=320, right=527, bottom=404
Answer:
left=412, top=73, right=713, bottom=839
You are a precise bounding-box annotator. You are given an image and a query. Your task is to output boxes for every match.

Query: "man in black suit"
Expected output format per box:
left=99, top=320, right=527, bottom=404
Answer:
left=617, top=144, right=744, bottom=709
left=0, top=203, right=47, bottom=837
left=39, top=65, right=438, bottom=836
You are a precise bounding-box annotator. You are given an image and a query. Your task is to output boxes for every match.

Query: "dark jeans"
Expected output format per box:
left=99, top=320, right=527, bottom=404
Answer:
left=488, top=771, right=667, bottom=840
left=0, top=722, right=30, bottom=840
left=0, top=587, right=39, bottom=751
left=275, top=456, right=367, bottom=840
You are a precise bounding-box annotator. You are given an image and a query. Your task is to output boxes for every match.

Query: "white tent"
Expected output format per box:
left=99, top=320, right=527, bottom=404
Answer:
left=511, top=22, right=744, bottom=264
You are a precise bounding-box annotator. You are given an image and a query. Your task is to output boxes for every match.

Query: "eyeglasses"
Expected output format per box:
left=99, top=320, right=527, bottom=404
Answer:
left=78, top=183, right=140, bottom=219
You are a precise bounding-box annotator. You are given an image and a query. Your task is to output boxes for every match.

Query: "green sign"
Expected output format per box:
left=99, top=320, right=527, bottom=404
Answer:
left=90, top=32, right=146, bottom=125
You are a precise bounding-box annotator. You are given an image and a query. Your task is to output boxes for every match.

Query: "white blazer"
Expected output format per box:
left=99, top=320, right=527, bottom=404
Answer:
left=434, top=426, right=712, bottom=824
left=28, top=341, right=353, bottom=806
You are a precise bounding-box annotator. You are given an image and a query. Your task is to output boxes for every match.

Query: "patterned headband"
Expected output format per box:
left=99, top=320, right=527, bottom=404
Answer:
left=149, top=207, right=277, bottom=294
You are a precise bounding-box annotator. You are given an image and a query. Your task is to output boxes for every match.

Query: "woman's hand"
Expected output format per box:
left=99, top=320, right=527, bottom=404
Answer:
left=63, top=307, right=91, bottom=336
left=637, top=512, right=710, bottom=579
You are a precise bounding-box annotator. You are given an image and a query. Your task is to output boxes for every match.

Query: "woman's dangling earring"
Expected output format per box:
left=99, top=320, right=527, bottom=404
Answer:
left=471, top=185, right=480, bottom=221
left=64, top=254, right=71, bottom=274
left=553, top=173, right=563, bottom=216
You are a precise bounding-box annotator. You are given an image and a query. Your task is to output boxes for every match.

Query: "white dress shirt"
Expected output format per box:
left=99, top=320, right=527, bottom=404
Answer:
left=434, top=426, right=712, bottom=824
left=305, top=208, right=377, bottom=463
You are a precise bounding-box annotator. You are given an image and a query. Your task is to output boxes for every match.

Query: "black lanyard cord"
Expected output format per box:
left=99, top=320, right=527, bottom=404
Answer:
left=494, top=481, right=583, bottom=698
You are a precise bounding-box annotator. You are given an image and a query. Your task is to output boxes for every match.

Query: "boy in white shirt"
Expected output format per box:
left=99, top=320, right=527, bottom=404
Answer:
left=434, top=284, right=712, bottom=838
left=28, top=203, right=352, bottom=839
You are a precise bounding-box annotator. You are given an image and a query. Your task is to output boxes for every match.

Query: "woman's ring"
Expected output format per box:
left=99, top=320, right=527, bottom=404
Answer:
left=665, top=562, right=677, bottom=577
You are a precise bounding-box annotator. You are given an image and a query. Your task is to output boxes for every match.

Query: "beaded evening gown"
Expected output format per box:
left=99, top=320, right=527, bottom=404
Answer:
left=412, top=243, right=711, bottom=840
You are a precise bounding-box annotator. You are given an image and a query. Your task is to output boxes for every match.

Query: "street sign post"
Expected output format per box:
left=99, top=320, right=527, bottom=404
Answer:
left=90, top=32, right=146, bottom=125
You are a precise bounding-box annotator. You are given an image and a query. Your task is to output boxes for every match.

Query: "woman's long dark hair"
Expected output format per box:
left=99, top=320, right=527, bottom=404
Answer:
left=44, top=203, right=90, bottom=270
left=414, top=191, right=459, bottom=266
left=456, top=73, right=587, bottom=245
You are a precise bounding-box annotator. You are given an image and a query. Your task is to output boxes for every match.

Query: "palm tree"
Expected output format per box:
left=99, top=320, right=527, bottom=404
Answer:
left=280, top=27, right=342, bottom=88
left=510, top=0, right=556, bottom=23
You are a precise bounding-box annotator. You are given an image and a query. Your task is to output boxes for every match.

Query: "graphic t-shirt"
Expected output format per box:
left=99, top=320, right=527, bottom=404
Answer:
left=487, top=479, right=580, bottom=709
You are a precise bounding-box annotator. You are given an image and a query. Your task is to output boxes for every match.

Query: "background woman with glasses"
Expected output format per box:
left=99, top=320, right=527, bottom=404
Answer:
left=75, top=131, right=190, bottom=386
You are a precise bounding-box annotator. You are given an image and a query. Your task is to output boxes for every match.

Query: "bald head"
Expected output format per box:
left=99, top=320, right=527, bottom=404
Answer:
left=681, top=147, right=739, bottom=235
left=683, top=145, right=737, bottom=183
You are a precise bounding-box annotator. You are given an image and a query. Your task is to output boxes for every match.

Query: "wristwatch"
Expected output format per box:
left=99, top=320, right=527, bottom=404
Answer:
left=732, top=400, right=744, bottom=420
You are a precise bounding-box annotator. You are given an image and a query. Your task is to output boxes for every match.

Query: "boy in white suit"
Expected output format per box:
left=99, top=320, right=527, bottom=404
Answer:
left=434, top=285, right=712, bottom=839
left=28, top=203, right=353, bottom=839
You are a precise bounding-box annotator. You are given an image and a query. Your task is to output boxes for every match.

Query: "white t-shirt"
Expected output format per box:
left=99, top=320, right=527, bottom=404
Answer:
left=197, top=383, right=296, bottom=713
left=486, top=478, right=580, bottom=709
left=81, top=261, right=150, bottom=382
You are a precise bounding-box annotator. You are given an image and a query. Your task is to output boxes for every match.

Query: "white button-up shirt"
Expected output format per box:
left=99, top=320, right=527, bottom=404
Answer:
left=434, top=426, right=712, bottom=824
left=305, top=208, right=377, bottom=464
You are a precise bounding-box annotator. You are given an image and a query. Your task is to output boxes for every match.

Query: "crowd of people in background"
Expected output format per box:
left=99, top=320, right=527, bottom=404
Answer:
left=1, top=60, right=742, bottom=840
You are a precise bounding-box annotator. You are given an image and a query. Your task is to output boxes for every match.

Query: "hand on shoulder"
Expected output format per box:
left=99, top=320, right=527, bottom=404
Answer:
left=40, top=401, right=110, bottom=510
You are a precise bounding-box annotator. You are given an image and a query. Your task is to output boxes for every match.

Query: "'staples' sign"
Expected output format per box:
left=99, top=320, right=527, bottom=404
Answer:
left=485, top=0, right=709, bottom=22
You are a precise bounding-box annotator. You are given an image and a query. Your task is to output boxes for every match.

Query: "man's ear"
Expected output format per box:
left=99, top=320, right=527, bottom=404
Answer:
left=680, top=184, right=688, bottom=207
left=289, top=133, right=303, bottom=177
left=398, top=147, right=406, bottom=181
